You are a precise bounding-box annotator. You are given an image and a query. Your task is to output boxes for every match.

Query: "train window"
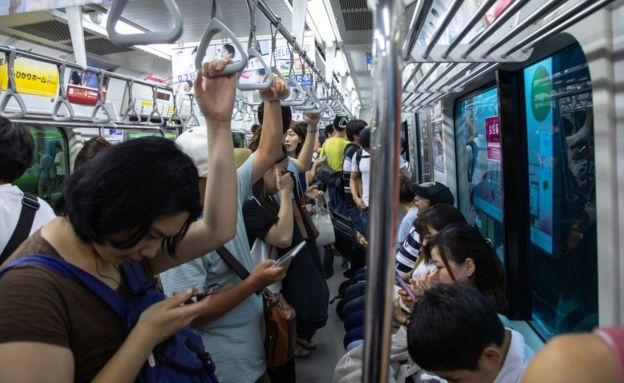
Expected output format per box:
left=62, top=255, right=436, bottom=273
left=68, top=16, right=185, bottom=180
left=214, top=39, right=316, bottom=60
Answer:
left=522, top=43, right=597, bottom=339
left=13, top=126, right=68, bottom=206
left=430, top=102, right=445, bottom=182
left=125, top=129, right=164, bottom=140
left=232, top=132, right=246, bottom=148
left=417, top=110, right=433, bottom=182
left=454, top=87, right=504, bottom=263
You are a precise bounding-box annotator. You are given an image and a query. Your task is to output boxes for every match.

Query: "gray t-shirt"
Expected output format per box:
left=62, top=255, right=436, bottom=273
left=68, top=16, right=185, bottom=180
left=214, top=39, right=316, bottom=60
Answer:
left=160, top=156, right=265, bottom=383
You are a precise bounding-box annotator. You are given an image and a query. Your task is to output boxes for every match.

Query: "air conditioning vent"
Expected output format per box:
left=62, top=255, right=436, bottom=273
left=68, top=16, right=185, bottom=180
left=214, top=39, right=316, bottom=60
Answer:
left=339, top=0, right=369, bottom=10
left=343, top=11, right=372, bottom=31
left=12, top=20, right=93, bottom=42
left=84, top=37, right=133, bottom=55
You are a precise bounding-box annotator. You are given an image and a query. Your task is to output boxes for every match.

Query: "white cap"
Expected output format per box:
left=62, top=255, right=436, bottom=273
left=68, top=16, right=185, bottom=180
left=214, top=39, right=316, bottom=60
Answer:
left=176, top=127, right=208, bottom=177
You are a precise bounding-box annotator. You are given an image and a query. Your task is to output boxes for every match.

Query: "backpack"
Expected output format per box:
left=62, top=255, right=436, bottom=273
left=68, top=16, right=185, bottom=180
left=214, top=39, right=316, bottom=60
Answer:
left=0, top=255, right=219, bottom=383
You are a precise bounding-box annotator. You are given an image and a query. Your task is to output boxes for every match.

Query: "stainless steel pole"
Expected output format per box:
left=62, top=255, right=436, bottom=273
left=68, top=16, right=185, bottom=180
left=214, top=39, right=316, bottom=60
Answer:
left=363, top=0, right=403, bottom=381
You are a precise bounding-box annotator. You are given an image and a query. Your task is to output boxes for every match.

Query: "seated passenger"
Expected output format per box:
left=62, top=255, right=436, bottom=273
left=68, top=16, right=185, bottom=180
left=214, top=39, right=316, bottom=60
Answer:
left=407, top=283, right=532, bottom=383
left=522, top=327, right=623, bottom=383
left=0, top=118, right=55, bottom=261
left=0, top=59, right=238, bottom=383
left=160, top=77, right=291, bottom=383
left=395, top=182, right=455, bottom=278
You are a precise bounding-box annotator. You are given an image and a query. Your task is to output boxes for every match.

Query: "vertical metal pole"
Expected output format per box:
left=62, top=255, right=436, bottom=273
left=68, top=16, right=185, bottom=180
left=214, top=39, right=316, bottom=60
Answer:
left=363, top=0, right=402, bottom=382
left=408, top=113, right=420, bottom=184
left=66, top=6, right=87, bottom=67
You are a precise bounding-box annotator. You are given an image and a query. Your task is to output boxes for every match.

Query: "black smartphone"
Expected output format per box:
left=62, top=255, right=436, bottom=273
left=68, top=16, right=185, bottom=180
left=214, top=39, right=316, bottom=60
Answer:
left=186, top=284, right=220, bottom=303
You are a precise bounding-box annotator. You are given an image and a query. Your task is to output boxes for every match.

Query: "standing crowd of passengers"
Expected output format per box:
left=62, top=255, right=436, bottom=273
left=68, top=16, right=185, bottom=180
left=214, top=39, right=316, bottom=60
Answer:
left=0, top=56, right=622, bottom=383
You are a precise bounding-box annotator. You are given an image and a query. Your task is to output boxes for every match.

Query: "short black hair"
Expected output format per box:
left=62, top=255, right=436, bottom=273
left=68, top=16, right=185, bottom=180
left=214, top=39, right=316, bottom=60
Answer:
left=414, top=204, right=467, bottom=239
left=407, top=283, right=505, bottom=372
left=0, top=117, right=34, bottom=183
left=359, top=127, right=372, bottom=149
left=257, top=103, right=292, bottom=134
left=57, top=137, right=201, bottom=256
left=325, top=123, right=334, bottom=137
left=346, top=119, right=367, bottom=142
left=223, top=43, right=235, bottom=56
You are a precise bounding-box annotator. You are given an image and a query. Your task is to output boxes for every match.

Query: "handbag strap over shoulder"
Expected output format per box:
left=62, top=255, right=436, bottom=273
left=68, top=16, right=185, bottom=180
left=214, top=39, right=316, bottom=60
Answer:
left=216, top=246, right=250, bottom=280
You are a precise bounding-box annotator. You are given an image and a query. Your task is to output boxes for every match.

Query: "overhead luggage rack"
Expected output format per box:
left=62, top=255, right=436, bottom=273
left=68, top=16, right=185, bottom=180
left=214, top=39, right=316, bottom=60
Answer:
left=0, top=45, right=173, bottom=124
left=399, top=0, right=616, bottom=113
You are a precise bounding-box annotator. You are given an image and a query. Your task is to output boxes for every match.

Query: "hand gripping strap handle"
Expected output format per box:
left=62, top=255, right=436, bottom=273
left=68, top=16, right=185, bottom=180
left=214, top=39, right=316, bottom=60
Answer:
left=195, top=18, right=249, bottom=75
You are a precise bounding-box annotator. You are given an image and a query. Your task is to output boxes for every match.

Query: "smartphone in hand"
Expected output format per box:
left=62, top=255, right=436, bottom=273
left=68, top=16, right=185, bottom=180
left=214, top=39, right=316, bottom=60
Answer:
left=273, top=241, right=306, bottom=267
left=396, top=275, right=416, bottom=300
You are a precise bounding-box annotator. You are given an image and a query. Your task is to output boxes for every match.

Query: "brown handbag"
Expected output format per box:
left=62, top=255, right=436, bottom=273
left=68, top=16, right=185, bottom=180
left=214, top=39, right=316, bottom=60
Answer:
left=216, top=246, right=296, bottom=368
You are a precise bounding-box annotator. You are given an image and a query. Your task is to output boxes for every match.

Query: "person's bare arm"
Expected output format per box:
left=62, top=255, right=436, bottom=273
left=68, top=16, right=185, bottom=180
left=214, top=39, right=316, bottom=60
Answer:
left=263, top=170, right=295, bottom=248
left=351, top=171, right=366, bottom=211
left=251, top=78, right=289, bottom=183
left=151, top=59, right=237, bottom=274
left=291, top=113, right=320, bottom=173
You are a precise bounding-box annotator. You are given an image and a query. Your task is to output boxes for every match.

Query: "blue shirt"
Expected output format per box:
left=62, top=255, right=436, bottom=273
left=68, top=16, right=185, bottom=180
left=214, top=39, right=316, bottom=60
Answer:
left=160, top=156, right=265, bottom=383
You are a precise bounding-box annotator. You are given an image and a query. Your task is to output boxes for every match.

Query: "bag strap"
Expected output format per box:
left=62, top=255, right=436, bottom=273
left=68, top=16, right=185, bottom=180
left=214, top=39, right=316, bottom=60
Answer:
left=0, top=194, right=40, bottom=264
left=0, top=254, right=125, bottom=317
left=216, top=246, right=250, bottom=280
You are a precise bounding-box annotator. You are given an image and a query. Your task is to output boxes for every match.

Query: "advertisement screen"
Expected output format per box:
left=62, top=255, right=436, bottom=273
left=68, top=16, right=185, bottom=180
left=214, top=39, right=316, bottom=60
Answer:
left=524, top=57, right=554, bottom=255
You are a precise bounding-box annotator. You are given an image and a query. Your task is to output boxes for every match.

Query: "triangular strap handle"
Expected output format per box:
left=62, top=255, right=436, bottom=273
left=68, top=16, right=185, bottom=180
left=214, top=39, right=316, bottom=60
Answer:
left=0, top=255, right=125, bottom=317
left=148, top=85, right=164, bottom=126
left=183, top=113, right=200, bottom=130
left=237, top=47, right=273, bottom=91
left=281, top=43, right=306, bottom=106
left=0, top=90, right=27, bottom=118
left=106, top=0, right=183, bottom=45
left=52, top=61, right=74, bottom=122
left=167, top=92, right=182, bottom=127
left=122, top=79, right=140, bottom=124
left=195, top=18, right=248, bottom=75
left=92, top=103, right=112, bottom=124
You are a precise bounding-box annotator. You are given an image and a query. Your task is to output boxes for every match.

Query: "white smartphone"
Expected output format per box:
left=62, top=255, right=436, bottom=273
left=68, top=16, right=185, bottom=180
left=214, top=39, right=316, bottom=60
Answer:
left=273, top=241, right=307, bottom=267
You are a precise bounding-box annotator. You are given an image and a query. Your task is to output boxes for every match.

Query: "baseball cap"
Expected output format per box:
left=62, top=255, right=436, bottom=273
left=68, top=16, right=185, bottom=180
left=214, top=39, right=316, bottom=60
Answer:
left=334, top=115, right=349, bottom=130
left=176, top=127, right=209, bottom=177
left=411, top=182, right=454, bottom=206
left=176, top=127, right=252, bottom=177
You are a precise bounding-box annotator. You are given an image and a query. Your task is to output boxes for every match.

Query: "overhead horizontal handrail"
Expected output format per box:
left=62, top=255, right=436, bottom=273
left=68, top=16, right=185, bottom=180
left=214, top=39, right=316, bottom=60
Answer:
left=402, top=63, right=422, bottom=92
left=195, top=0, right=248, bottom=74
left=122, top=78, right=140, bottom=124
left=482, top=0, right=565, bottom=58
left=0, top=45, right=173, bottom=93
left=461, top=0, right=528, bottom=59
left=91, top=70, right=112, bottom=124
left=106, top=0, right=183, bottom=45
left=148, top=85, right=164, bottom=126
left=52, top=61, right=75, bottom=122
left=183, top=94, right=200, bottom=130
left=238, top=0, right=273, bottom=91
left=402, top=0, right=431, bottom=61
left=422, top=0, right=464, bottom=59
left=256, top=0, right=345, bottom=104
left=0, top=48, right=27, bottom=118
left=441, top=0, right=498, bottom=59
left=423, top=63, right=457, bottom=91
left=502, top=0, right=615, bottom=59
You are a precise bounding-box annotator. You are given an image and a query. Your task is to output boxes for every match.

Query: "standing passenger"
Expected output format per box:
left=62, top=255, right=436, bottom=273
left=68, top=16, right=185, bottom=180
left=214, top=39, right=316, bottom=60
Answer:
left=0, top=59, right=239, bottom=383
left=0, top=118, right=55, bottom=260
left=319, top=115, right=350, bottom=215
left=160, top=77, right=291, bottom=383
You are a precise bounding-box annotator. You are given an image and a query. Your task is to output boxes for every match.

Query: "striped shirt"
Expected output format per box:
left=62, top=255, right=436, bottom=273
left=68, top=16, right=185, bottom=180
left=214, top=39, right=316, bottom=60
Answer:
left=395, top=226, right=421, bottom=278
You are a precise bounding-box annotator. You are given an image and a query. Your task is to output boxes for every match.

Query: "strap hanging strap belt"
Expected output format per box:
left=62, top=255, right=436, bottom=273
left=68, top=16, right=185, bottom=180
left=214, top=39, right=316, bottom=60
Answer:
left=0, top=193, right=40, bottom=265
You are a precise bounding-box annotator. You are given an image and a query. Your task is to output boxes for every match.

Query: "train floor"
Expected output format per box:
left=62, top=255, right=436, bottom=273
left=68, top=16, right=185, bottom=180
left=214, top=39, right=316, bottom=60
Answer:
left=296, top=256, right=345, bottom=383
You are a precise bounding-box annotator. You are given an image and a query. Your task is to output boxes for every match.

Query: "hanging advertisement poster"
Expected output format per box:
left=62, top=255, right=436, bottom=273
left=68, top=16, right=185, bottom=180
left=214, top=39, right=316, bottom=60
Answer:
left=171, top=33, right=315, bottom=96
left=485, top=116, right=501, bottom=161
left=524, top=57, right=554, bottom=255
left=0, top=56, right=58, bottom=97
left=0, top=0, right=111, bottom=15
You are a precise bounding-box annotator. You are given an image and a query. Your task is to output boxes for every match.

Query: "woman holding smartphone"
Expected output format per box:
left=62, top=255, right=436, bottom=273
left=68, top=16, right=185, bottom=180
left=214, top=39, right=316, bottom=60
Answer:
left=243, top=151, right=329, bottom=382
left=0, top=59, right=238, bottom=383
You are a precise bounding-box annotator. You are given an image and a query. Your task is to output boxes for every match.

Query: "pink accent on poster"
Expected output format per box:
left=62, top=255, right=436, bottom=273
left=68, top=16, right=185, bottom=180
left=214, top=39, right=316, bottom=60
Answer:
left=485, top=116, right=501, bottom=161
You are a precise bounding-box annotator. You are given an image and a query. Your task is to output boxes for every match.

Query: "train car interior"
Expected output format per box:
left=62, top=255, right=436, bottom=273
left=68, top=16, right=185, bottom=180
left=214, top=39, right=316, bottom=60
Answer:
left=0, top=0, right=623, bottom=382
